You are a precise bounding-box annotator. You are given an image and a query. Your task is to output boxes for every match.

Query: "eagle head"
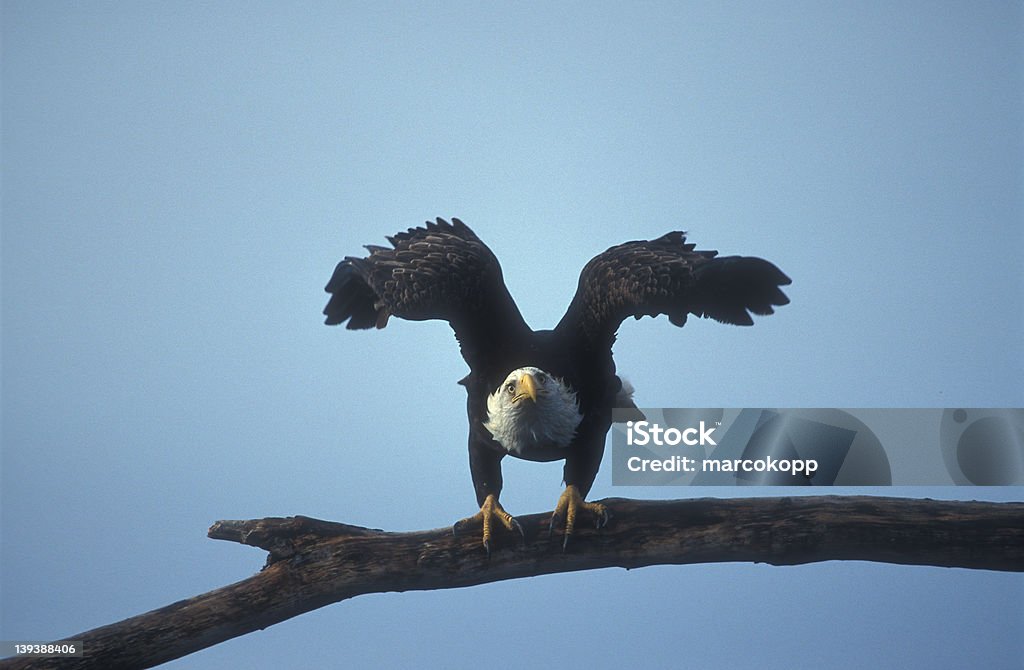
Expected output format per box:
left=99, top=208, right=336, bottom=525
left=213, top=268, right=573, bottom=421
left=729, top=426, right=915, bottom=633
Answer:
left=483, top=366, right=582, bottom=458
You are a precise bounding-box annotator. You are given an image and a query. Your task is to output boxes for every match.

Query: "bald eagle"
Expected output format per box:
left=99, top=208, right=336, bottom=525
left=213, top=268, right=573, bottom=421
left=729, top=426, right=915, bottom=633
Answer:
left=324, top=218, right=790, bottom=550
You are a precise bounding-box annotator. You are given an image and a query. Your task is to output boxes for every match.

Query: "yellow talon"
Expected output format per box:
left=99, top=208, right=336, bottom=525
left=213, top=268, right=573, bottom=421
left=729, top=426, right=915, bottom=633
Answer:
left=453, top=494, right=523, bottom=554
left=549, top=485, right=609, bottom=549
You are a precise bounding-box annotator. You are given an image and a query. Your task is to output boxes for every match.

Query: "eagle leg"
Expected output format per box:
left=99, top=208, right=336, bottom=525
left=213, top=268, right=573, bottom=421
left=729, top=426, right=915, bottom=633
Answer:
left=453, top=494, right=523, bottom=555
left=549, top=485, right=609, bottom=550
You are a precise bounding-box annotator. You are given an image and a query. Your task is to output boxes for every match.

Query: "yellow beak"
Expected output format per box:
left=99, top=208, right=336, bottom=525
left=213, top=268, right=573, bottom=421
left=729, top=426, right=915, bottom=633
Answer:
left=514, top=373, right=538, bottom=403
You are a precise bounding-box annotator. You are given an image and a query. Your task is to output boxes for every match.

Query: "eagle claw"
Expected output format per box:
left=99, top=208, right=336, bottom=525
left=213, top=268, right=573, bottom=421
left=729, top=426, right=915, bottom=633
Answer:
left=453, top=494, right=523, bottom=555
left=548, top=485, right=609, bottom=550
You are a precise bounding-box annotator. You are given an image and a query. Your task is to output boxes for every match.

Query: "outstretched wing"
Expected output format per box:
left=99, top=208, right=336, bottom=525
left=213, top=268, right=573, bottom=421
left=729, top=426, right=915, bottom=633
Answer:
left=554, top=231, right=790, bottom=350
left=324, top=218, right=530, bottom=368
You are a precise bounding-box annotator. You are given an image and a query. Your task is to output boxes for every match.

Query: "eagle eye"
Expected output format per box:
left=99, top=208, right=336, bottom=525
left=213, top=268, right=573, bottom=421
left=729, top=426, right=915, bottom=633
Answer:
left=505, top=382, right=516, bottom=395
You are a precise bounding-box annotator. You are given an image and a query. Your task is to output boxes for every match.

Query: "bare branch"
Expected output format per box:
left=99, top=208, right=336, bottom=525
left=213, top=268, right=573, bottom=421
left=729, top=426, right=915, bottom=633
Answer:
left=3, top=496, right=1022, bottom=669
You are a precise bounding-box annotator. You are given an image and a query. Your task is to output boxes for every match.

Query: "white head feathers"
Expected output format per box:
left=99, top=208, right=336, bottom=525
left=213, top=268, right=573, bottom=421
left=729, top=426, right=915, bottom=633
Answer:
left=483, top=366, right=582, bottom=457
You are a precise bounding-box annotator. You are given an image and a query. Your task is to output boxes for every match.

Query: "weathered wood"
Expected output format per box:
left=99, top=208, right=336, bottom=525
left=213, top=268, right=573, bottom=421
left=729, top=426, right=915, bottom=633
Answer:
left=3, top=496, right=1022, bottom=669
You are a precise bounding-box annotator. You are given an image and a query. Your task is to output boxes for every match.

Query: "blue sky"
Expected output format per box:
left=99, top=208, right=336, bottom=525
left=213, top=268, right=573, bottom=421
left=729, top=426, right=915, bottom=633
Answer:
left=2, top=2, right=1022, bottom=668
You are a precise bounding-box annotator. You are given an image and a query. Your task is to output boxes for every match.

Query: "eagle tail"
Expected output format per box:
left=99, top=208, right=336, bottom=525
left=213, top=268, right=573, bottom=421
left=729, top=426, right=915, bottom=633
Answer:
left=690, top=256, right=791, bottom=326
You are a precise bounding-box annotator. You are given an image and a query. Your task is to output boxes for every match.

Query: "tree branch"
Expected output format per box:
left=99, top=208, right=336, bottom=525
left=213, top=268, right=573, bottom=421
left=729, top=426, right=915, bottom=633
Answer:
left=3, top=496, right=1022, bottom=669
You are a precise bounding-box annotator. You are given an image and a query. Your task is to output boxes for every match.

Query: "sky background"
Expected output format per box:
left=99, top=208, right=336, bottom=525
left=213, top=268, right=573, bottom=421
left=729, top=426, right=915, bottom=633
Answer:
left=2, top=1, right=1022, bottom=668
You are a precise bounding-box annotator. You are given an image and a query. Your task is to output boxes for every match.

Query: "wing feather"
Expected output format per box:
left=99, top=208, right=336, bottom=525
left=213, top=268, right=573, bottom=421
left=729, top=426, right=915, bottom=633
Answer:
left=324, top=218, right=529, bottom=367
left=555, top=231, right=790, bottom=349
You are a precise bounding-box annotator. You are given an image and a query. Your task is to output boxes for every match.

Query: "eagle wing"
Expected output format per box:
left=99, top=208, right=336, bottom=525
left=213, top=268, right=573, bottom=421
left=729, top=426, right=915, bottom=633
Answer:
left=554, top=231, right=791, bottom=350
left=324, top=218, right=529, bottom=369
